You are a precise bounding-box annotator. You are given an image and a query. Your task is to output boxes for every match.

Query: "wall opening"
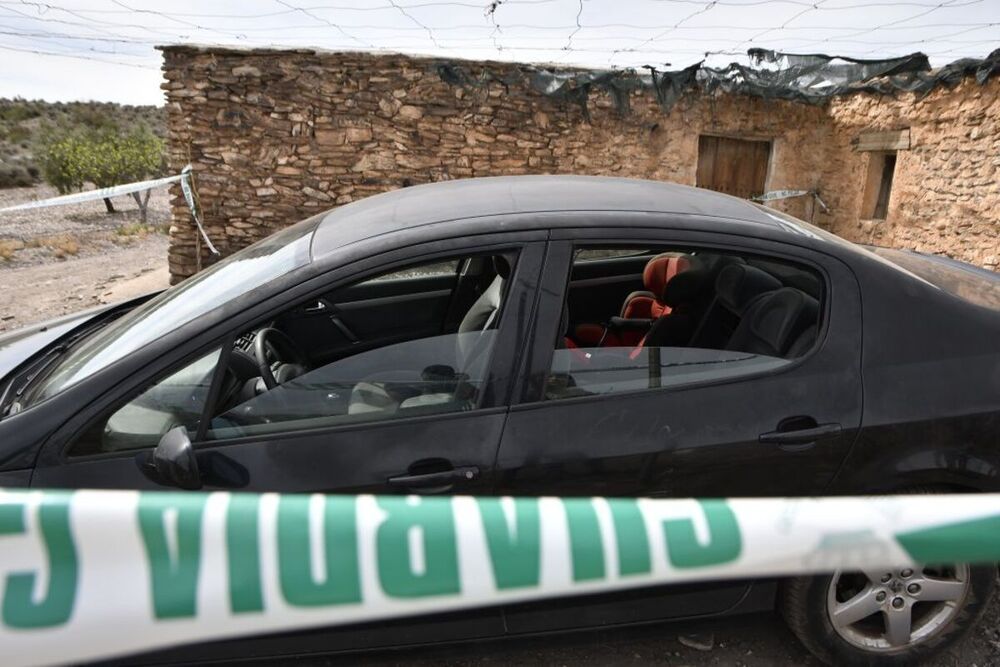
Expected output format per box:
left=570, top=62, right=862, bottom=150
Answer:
left=861, top=151, right=897, bottom=220
left=696, top=135, right=771, bottom=200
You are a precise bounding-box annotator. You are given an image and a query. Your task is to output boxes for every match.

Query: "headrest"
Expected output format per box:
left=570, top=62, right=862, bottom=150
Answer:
left=748, top=288, right=819, bottom=356
left=661, top=266, right=710, bottom=308
left=492, top=255, right=512, bottom=280
left=715, top=264, right=782, bottom=315
left=642, top=253, right=690, bottom=299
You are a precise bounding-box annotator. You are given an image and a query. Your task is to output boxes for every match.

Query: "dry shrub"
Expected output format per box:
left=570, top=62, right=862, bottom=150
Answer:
left=26, top=234, right=80, bottom=258
left=52, top=237, right=79, bottom=257
left=0, top=238, right=24, bottom=261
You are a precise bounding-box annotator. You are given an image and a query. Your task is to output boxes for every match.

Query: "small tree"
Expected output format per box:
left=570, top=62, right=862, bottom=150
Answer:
left=37, top=123, right=165, bottom=220
left=88, top=126, right=165, bottom=221
left=37, top=129, right=90, bottom=195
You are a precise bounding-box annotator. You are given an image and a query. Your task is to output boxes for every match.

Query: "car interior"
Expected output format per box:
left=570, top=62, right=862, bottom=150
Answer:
left=77, top=244, right=823, bottom=455
left=548, top=246, right=823, bottom=399
left=77, top=252, right=517, bottom=454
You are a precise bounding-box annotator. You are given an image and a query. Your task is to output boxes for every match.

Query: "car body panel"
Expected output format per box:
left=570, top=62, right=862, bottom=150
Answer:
left=309, top=176, right=784, bottom=261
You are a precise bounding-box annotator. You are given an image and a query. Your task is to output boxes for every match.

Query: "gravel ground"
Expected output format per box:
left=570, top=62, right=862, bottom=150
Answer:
left=0, top=184, right=171, bottom=332
left=0, top=183, right=170, bottom=248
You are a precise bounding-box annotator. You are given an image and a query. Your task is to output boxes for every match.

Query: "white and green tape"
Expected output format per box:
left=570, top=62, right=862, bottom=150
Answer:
left=2, top=489, right=999, bottom=667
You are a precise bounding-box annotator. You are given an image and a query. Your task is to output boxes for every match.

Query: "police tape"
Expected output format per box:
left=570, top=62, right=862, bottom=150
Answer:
left=2, top=489, right=999, bottom=667
left=753, top=189, right=830, bottom=213
left=0, top=166, right=219, bottom=256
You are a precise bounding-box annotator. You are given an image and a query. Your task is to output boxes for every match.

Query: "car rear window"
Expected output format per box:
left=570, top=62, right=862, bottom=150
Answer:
left=868, top=247, right=1000, bottom=311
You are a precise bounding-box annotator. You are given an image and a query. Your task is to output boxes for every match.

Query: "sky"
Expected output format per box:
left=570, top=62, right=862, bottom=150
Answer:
left=0, top=0, right=998, bottom=106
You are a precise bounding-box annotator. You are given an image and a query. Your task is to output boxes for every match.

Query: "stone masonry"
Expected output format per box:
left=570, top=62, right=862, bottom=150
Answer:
left=160, top=46, right=999, bottom=282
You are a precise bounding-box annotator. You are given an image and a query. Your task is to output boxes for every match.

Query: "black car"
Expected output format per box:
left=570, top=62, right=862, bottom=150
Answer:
left=1, top=176, right=999, bottom=665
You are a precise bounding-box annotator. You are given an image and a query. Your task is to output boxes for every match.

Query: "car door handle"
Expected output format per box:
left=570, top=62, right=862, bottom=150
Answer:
left=387, top=465, right=480, bottom=489
left=759, top=423, right=842, bottom=446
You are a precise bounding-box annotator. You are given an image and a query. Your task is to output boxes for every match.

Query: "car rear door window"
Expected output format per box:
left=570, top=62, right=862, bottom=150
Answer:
left=549, top=245, right=824, bottom=400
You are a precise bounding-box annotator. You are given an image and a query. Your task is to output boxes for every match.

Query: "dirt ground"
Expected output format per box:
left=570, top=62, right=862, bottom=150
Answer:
left=0, top=184, right=171, bottom=331
left=2, top=185, right=999, bottom=666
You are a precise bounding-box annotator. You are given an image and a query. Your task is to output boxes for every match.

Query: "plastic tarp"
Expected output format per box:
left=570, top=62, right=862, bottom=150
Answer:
left=436, top=48, right=1000, bottom=115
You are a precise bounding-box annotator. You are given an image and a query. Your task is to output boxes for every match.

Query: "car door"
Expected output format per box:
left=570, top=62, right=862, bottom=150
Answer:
left=495, top=226, right=863, bottom=632
left=29, top=238, right=546, bottom=659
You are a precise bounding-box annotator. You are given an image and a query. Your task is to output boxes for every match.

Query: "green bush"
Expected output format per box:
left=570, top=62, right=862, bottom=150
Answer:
left=38, top=124, right=165, bottom=195
left=0, top=100, right=165, bottom=193
left=37, top=128, right=90, bottom=194
left=88, top=125, right=166, bottom=189
left=0, top=99, right=41, bottom=124
left=0, top=165, right=34, bottom=188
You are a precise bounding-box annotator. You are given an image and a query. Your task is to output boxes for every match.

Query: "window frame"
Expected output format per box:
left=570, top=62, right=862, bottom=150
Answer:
left=54, top=233, right=545, bottom=463
left=516, top=229, right=835, bottom=407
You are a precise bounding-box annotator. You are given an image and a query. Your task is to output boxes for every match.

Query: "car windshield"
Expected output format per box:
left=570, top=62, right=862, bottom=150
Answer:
left=24, top=215, right=321, bottom=406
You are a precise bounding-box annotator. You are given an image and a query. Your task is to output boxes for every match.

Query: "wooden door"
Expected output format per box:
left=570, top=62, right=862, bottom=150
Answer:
left=696, top=135, right=771, bottom=199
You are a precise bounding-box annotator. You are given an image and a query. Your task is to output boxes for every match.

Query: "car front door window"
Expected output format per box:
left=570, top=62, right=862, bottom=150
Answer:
left=68, top=252, right=518, bottom=457
left=73, top=348, right=221, bottom=456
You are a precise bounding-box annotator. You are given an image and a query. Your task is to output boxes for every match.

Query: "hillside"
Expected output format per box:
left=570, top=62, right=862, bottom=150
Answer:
left=0, top=98, right=165, bottom=189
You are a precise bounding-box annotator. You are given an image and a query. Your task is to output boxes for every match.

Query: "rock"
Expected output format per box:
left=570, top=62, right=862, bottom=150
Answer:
left=397, top=105, right=423, bottom=120
left=678, top=633, right=715, bottom=652
left=232, top=65, right=262, bottom=77
left=314, top=130, right=345, bottom=145
left=345, top=127, right=373, bottom=143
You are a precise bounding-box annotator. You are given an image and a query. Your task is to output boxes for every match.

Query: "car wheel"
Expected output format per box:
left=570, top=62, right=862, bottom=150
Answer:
left=781, top=564, right=996, bottom=665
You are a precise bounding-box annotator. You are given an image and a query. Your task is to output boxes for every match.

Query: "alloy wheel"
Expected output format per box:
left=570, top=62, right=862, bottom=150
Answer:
left=826, top=565, right=970, bottom=651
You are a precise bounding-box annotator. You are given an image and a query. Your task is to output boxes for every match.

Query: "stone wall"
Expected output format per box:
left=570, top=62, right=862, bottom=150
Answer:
left=819, top=80, right=1000, bottom=270
left=160, top=46, right=999, bottom=281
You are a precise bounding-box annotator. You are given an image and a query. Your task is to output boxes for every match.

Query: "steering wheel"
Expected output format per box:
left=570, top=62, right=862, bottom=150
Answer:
left=253, top=328, right=308, bottom=390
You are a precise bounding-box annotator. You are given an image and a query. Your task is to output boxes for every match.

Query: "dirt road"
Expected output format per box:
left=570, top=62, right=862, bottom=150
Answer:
left=0, top=184, right=171, bottom=332
left=0, top=234, right=169, bottom=331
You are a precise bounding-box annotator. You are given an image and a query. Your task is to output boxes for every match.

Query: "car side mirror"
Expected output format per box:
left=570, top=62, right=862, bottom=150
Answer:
left=148, top=426, right=203, bottom=490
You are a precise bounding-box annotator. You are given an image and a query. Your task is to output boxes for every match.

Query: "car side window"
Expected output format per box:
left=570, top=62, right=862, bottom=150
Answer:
left=206, top=252, right=516, bottom=440
left=72, top=348, right=222, bottom=456
left=360, top=259, right=460, bottom=283
left=70, top=253, right=517, bottom=456
left=548, top=245, right=823, bottom=401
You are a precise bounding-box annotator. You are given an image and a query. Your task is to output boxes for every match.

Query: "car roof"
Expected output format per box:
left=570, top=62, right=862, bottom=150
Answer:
left=311, top=175, right=799, bottom=258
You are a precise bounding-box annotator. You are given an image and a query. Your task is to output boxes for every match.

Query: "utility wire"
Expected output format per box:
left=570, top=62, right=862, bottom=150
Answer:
left=387, top=0, right=441, bottom=48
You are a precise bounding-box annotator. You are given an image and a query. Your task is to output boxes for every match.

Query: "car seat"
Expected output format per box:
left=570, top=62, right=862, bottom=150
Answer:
left=574, top=253, right=692, bottom=348
left=347, top=256, right=511, bottom=415
left=725, top=287, right=819, bottom=358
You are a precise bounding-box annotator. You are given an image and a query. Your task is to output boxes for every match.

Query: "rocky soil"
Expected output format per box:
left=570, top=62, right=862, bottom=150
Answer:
left=0, top=184, right=171, bottom=332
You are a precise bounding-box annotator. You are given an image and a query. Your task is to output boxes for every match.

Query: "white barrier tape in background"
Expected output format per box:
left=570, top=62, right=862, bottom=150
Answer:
left=753, top=189, right=830, bottom=213
left=0, top=165, right=220, bottom=256
left=0, top=173, right=185, bottom=213
left=2, top=490, right=999, bottom=667
left=179, top=165, right=219, bottom=256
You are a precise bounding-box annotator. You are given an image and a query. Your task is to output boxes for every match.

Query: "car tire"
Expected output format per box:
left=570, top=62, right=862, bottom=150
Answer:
left=780, top=561, right=996, bottom=665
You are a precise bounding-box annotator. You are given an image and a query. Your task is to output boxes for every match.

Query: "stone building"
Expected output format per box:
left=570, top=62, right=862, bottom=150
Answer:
left=159, top=46, right=999, bottom=282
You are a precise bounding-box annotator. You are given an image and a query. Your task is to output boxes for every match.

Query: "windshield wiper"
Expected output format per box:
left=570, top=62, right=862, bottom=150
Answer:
left=1, top=345, right=66, bottom=417
left=0, top=318, right=115, bottom=417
